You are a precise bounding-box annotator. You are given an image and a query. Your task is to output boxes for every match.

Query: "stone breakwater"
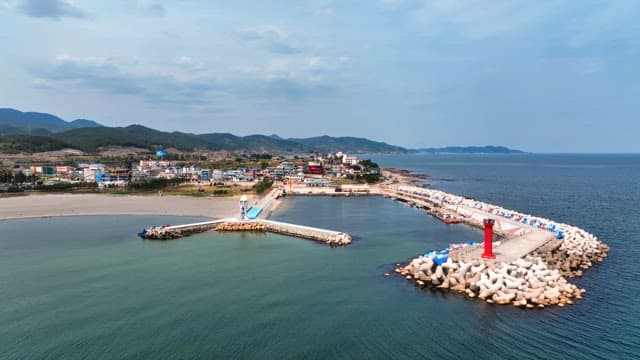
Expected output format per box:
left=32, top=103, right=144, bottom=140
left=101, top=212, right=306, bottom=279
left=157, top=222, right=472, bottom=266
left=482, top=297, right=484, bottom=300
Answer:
left=138, top=220, right=226, bottom=240
left=260, top=219, right=352, bottom=247
left=216, top=221, right=266, bottom=232
left=138, top=219, right=352, bottom=247
left=397, top=255, right=589, bottom=308
left=393, top=186, right=609, bottom=308
left=138, top=225, right=183, bottom=240
left=534, top=225, right=610, bottom=278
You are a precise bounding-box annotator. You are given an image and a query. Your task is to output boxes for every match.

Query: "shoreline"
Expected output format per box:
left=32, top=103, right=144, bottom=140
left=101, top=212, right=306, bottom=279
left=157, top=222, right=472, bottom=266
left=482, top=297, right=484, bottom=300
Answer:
left=1, top=167, right=610, bottom=308
left=0, top=167, right=423, bottom=221
left=0, top=193, right=255, bottom=221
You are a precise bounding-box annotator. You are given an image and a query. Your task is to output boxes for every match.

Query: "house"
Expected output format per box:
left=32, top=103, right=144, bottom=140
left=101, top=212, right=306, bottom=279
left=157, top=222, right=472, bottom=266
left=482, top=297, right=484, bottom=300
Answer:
left=305, top=162, right=324, bottom=175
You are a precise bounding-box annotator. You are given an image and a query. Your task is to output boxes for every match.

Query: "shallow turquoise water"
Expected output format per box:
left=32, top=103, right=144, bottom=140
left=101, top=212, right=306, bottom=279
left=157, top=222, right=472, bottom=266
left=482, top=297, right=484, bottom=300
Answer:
left=1, top=154, right=639, bottom=359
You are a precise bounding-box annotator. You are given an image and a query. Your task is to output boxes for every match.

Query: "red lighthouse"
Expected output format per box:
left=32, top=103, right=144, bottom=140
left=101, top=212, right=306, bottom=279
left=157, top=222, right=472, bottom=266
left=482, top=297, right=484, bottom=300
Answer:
left=481, top=218, right=496, bottom=260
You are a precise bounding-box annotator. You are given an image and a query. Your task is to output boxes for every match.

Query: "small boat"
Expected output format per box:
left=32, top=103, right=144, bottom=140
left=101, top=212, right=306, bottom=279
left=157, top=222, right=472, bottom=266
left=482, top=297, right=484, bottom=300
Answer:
left=434, top=212, right=461, bottom=224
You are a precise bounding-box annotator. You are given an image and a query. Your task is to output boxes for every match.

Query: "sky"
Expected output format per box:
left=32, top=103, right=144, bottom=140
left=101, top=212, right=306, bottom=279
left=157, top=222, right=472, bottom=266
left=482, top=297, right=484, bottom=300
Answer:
left=1, top=0, right=639, bottom=152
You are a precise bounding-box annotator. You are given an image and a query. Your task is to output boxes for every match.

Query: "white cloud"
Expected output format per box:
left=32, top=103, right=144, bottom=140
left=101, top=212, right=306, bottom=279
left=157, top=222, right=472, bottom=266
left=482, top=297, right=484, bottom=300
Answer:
left=0, top=0, right=14, bottom=10
left=235, top=26, right=304, bottom=54
left=313, top=7, right=334, bottom=16
left=229, top=55, right=349, bottom=100
left=575, top=59, right=603, bottom=75
left=409, top=0, right=557, bottom=39
left=30, top=52, right=347, bottom=104
left=567, top=1, right=640, bottom=48
left=379, top=0, right=406, bottom=6
left=307, top=56, right=349, bottom=72
left=31, top=78, right=53, bottom=89
left=18, top=0, right=87, bottom=20
left=176, top=56, right=204, bottom=71
left=34, top=55, right=219, bottom=105
left=137, top=0, right=165, bottom=17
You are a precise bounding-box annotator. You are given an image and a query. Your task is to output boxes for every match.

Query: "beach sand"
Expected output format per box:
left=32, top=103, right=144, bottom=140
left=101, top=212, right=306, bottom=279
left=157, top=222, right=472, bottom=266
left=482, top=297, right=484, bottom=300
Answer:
left=0, top=193, right=258, bottom=220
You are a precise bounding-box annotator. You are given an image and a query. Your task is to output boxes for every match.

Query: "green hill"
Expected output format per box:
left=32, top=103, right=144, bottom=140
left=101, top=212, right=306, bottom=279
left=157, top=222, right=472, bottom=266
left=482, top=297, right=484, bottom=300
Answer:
left=0, top=116, right=408, bottom=154
left=22, top=125, right=307, bottom=153
left=288, top=135, right=407, bottom=154
left=0, top=134, right=73, bottom=153
left=414, top=146, right=526, bottom=154
left=0, top=108, right=103, bottom=134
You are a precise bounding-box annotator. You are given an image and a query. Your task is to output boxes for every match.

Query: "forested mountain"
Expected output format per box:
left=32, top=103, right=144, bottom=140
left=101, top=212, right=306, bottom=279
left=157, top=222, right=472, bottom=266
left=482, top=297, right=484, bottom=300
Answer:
left=0, top=108, right=525, bottom=155
left=0, top=108, right=409, bottom=154
left=288, top=135, right=407, bottom=154
left=414, top=146, right=526, bottom=154
left=0, top=108, right=102, bottom=134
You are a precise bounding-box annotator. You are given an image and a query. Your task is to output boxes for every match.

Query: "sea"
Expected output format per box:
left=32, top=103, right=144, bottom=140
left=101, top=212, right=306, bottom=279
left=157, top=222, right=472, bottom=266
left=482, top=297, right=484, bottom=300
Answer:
left=1, top=154, right=638, bottom=359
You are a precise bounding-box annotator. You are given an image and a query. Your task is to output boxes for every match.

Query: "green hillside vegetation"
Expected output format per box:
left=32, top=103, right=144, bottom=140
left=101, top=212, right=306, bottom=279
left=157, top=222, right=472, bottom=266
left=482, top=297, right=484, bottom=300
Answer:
left=0, top=108, right=529, bottom=155
left=0, top=122, right=407, bottom=154
left=0, top=108, right=102, bottom=134
left=0, top=135, right=74, bottom=153
left=52, top=127, right=141, bottom=152
left=240, top=135, right=308, bottom=152
left=415, top=146, right=526, bottom=154
left=289, top=135, right=407, bottom=153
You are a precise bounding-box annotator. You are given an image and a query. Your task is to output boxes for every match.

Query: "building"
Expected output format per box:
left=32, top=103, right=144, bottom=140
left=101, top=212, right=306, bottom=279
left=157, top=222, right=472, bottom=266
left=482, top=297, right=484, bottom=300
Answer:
left=342, top=155, right=359, bottom=166
left=304, top=178, right=331, bottom=187
left=285, top=173, right=304, bottom=182
left=305, top=162, right=324, bottom=175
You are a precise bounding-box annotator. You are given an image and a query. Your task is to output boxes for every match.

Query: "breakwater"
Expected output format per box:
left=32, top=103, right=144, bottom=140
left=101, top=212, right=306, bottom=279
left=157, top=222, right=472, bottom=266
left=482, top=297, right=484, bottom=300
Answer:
left=390, top=185, right=609, bottom=308
left=139, top=218, right=351, bottom=246
left=260, top=219, right=352, bottom=247
left=397, top=254, right=587, bottom=308
left=534, top=226, right=610, bottom=278
left=216, top=221, right=266, bottom=232
left=137, top=220, right=227, bottom=240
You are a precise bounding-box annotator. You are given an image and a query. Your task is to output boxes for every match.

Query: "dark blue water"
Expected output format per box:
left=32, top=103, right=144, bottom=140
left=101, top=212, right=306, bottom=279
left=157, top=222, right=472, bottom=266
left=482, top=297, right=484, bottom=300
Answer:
left=371, top=154, right=640, bottom=358
left=1, top=154, right=638, bottom=359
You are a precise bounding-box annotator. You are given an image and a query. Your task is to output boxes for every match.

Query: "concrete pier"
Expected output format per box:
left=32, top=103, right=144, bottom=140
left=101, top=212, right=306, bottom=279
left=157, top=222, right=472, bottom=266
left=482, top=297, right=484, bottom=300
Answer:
left=138, top=186, right=350, bottom=245
left=138, top=219, right=227, bottom=239
left=139, top=218, right=351, bottom=246
left=387, top=183, right=609, bottom=308
left=260, top=219, right=351, bottom=246
left=380, top=186, right=556, bottom=262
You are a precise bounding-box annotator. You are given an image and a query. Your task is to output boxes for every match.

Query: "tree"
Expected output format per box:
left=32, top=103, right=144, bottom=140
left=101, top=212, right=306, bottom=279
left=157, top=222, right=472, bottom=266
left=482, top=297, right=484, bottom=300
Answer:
left=0, top=170, right=10, bottom=183
left=254, top=177, right=273, bottom=194
left=14, top=172, right=26, bottom=184
left=361, top=159, right=379, bottom=169
left=261, top=160, right=269, bottom=170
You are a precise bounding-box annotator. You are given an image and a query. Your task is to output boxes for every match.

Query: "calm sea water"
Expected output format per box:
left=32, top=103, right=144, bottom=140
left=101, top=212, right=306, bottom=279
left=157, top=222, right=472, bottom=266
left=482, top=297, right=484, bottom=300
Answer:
left=1, top=154, right=638, bottom=359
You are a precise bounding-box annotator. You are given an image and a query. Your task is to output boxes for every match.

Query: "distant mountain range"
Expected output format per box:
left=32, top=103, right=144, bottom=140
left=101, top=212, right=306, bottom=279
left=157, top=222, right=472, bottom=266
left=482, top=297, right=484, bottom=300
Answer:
left=289, top=135, right=407, bottom=154
left=0, top=108, right=404, bottom=154
left=414, top=146, right=526, bottom=154
left=0, top=108, right=525, bottom=155
left=0, top=108, right=102, bottom=134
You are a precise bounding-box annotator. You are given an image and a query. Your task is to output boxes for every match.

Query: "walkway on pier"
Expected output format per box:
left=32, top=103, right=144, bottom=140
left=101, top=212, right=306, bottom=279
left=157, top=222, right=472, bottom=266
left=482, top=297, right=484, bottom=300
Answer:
left=249, top=188, right=282, bottom=219
left=260, top=219, right=351, bottom=246
left=453, top=230, right=556, bottom=263
left=379, top=187, right=556, bottom=262
left=164, top=219, right=227, bottom=232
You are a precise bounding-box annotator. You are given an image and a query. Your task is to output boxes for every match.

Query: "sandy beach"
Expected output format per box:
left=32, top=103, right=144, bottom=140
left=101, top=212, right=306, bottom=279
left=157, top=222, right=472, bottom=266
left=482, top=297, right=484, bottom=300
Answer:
left=0, top=193, right=257, bottom=220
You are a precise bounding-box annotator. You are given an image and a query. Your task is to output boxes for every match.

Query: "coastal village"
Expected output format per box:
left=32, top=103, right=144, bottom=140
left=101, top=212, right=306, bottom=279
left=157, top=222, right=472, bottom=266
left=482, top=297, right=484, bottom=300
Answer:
left=0, top=151, right=380, bottom=193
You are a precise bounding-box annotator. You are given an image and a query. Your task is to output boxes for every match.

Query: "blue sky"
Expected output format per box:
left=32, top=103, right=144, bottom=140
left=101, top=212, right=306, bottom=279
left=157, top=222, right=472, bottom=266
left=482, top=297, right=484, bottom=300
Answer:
left=1, top=0, right=638, bottom=152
